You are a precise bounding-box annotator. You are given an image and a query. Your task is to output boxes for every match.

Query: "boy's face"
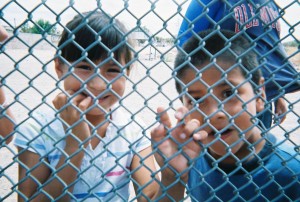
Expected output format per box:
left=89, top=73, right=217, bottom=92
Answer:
left=181, top=61, right=265, bottom=160
left=55, top=57, right=128, bottom=115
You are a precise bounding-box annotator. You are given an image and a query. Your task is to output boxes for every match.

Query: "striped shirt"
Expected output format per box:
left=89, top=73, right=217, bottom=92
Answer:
left=14, top=105, right=151, bottom=201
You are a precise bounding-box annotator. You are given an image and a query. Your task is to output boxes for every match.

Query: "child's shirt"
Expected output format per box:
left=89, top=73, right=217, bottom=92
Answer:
left=188, top=134, right=300, bottom=201
left=14, top=105, right=151, bottom=201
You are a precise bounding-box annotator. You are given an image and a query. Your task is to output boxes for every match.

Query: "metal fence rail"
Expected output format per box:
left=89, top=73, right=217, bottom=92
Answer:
left=0, top=0, right=299, bottom=201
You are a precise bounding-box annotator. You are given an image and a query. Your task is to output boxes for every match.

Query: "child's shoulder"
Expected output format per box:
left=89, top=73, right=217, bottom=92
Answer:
left=16, top=105, right=64, bottom=139
left=266, top=134, right=300, bottom=171
left=276, top=144, right=300, bottom=163
left=27, top=106, right=60, bottom=127
left=32, top=106, right=56, bottom=120
left=14, top=106, right=65, bottom=152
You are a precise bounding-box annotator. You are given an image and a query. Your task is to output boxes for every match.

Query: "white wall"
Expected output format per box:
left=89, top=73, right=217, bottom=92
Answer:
left=3, top=32, right=59, bottom=50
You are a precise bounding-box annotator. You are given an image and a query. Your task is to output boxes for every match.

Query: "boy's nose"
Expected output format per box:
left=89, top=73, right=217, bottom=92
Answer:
left=87, top=74, right=107, bottom=91
left=206, top=98, right=227, bottom=122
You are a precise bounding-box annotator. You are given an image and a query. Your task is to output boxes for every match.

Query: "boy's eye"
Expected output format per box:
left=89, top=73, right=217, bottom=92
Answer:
left=189, top=97, right=204, bottom=107
left=222, top=89, right=235, bottom=98
left=107, top=68, right=121, bottom=74
left=75, top=65, right=92, bottom=71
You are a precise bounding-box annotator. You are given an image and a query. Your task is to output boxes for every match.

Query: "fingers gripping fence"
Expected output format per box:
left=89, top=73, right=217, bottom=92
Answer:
left=0, top=0, right=300, bottom=201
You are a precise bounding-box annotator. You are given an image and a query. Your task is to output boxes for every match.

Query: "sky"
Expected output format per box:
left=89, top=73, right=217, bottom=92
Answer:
left=0, top=0, right=299, bottom=40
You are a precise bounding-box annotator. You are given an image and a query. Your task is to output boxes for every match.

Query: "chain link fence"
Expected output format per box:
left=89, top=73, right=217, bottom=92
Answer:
left=1, top=0, right=300, bottom=201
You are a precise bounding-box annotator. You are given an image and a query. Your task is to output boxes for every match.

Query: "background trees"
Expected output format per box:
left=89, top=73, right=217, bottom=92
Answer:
left=21, top=19, right=57, bottom=35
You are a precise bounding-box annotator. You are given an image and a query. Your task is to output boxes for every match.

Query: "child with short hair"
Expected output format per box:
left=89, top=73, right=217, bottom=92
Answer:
left=14, top=11, right=159, bottom=201
left=151, top=30, right=300, bottom=201
left=177, top=0, right=300, bottom=129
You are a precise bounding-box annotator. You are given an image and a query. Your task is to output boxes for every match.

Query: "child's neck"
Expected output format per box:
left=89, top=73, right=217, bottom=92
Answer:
left=229, top=137, right=266, bottom=164
left=86, top=114, right=108, bottom=127
left=211, top=133, right=266, bottom=165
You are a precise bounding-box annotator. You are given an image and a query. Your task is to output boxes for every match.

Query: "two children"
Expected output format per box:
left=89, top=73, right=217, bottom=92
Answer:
left=14, top=11, right=159, bottom=201
left=151, top=30, right=300, bottom=201
left=11, top=10, right=299, bottom=201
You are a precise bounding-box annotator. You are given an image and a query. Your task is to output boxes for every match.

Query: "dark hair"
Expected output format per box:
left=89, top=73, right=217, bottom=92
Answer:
left=174, top=29, right=262, bottom=93
left=57, top=11, right=133, bottom=68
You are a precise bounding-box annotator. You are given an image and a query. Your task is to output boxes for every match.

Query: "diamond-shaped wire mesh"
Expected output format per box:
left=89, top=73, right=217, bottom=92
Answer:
left=0, top=0, right=299, bottom=201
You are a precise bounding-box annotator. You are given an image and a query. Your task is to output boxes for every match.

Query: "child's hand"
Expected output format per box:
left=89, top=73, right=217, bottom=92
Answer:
left=53, top=90, right=92, bottom=147
left=274, top=97, right=287, bottom=124
left=151, top=107, right=207, bottom=182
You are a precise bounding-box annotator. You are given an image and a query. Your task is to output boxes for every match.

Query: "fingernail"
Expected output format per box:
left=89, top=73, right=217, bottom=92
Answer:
left=179, top=133, right=187, bottom=139
left=191, top=119, right=200, bottom=126
left=158, top=124, right=164, bottom=131
left=194, top=131, right=207, bottom=140
left=194, top=133, right=202, bottom=139
left=175, top=112, right=183, bottom=120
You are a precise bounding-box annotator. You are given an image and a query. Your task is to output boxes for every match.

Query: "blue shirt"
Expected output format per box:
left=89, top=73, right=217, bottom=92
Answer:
left=188, top=134, right=300, bottom=201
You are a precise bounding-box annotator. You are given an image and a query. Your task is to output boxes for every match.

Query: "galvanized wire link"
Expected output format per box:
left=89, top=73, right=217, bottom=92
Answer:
left=0, top=0, right=300, bottom=201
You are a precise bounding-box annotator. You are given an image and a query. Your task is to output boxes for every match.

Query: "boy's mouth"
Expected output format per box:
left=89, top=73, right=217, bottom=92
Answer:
left=98, top=95, right=110, bottom=103
left=81, top=91, right=89, bottom=97
left=81, top=92, right=108, bottom=100
left=210, top=128, right=233, bottom=139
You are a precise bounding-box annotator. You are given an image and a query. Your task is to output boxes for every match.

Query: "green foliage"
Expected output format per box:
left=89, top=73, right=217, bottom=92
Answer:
left=165, top=38, right=174, bottom=44
left=283, top=40, right=299, bottom=47
left=155, top=36, right=162, bottom=43
left=20, top=22, right=30, bottom=33
left=21, top=19, right=57, bottom=35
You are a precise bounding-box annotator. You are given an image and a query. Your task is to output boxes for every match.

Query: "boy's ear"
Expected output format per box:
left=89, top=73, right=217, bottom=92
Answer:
left=256, top=77, right=266, bottom=112
left=54, top=58, right=64, bottom=79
